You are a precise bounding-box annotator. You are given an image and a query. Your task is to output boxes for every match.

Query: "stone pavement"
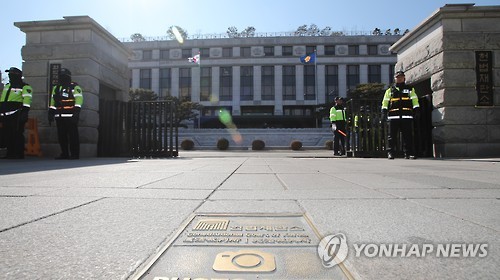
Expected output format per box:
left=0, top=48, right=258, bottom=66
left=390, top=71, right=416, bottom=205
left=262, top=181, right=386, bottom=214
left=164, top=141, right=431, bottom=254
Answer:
left=0, top=150, right=499, bottom=280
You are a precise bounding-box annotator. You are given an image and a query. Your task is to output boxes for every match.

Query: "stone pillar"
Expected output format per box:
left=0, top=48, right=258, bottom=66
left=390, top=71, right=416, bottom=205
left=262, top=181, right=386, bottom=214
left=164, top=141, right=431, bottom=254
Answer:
left=15, top=16, right=131, bottom=157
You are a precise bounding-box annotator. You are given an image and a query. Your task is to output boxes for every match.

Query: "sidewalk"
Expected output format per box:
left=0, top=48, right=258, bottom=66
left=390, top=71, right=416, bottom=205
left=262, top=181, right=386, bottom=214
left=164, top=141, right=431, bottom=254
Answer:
left=0, top=151, right=499, bottom=279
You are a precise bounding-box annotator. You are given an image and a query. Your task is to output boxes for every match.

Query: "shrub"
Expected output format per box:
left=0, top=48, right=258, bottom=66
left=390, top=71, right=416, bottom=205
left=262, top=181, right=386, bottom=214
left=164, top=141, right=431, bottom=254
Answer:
left=180, top=139, right=194, bottom=150
left=217, top=138, right=230, bottom=150
left=290, top=140, right=302, bottom=150
left=325, top=140, right=333, bottom=150
left=251, top=139, right=265, bottom=150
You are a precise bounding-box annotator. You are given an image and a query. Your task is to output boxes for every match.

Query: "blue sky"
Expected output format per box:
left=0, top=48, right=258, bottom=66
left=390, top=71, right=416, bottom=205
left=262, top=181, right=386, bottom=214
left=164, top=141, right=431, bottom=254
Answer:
left=1, top=0, right=498, bottom=83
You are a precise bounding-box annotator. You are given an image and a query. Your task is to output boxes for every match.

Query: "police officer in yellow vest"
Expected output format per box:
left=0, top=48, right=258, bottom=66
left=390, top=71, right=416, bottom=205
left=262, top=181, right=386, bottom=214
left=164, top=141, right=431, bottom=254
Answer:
left=329, top=96, right=347, bottom=156
left=48, top=68, right=83, bottom=159
left=0, top=67, right=33, bottom=159
left=381, top=71, right=420, bottom=159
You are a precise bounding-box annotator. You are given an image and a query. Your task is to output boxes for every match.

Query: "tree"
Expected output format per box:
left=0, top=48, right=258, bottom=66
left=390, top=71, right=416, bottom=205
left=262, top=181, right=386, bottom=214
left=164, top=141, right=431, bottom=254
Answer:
left=294, top=24, right=308, bottom=36
left=167, top=26, right=188, bottom=41
left=320, top=27, right=332, bottom=36
left=347, top=83, right=386, bottom=100
left=307, top=24, right=320, bottom=36
left=130, top=33, right=145, bottom=42
left=226, top=26, right=239, bottom=38
left=163, top=96, right=204, bottom=127
left=240, top=26, right=256, bottom=38
left=129, top=88, right=159, bottom=101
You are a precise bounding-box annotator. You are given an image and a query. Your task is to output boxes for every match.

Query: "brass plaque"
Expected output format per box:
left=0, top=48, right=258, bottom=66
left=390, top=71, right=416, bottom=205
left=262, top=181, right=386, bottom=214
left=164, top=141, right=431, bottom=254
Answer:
left=212, top=249, right=276, bottom=272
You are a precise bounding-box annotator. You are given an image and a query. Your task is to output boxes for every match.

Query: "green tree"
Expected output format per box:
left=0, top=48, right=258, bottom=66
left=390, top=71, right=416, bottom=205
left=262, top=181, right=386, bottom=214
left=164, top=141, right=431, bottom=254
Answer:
left=167, top=26, right=188, bottom=41
left=129, top=88, right=159, bottom=101
left=130, top=33, right=145, bottom=42
left=347, top=83, right=386, bottom=100
left=163, top=96, right=203, bottom=127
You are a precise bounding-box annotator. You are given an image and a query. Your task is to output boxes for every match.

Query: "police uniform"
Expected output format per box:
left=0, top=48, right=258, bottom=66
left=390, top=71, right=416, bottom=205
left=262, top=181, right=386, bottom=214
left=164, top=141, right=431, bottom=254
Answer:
left=329, top=97, right=347, bottom=156
left=381, top=71, right=419, bottom=159
left=0, top=67, right=32, bottom=159
left=48, top=68, right=83, bottom=159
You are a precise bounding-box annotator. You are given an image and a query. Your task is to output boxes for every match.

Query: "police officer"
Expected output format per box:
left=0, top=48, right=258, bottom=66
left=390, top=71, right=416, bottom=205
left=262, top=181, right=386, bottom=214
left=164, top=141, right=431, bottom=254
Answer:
left=0, top=67, right=32, bottom=159
left=48, top=68, right=83, bottom=159
left=381, top=71, right=420, bottom=159
left=329, top=96, right=347, bottom=156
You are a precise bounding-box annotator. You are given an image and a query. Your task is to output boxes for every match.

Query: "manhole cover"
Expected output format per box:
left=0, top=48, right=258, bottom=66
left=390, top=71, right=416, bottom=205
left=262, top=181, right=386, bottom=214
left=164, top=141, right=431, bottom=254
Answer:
left=132, top=214, right=353, bottom=279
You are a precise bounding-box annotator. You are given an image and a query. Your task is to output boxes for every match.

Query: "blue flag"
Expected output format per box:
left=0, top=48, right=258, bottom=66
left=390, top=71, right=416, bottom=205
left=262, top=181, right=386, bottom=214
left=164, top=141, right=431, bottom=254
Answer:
left=300, top=52, right=316, bottom=64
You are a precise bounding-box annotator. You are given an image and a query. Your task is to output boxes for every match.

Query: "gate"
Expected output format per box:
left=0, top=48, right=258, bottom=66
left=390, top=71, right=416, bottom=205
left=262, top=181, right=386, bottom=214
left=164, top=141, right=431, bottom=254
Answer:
left=345, top=95, right=433, bottom=158
left=98, top=100, right=178, bottom=158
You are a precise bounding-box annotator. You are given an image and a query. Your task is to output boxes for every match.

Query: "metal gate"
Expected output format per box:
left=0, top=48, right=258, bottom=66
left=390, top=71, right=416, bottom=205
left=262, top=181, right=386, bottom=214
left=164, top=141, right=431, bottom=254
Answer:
left=345, top=95, right=433, bottom=158
left=98, top=100, right=178, bottom=158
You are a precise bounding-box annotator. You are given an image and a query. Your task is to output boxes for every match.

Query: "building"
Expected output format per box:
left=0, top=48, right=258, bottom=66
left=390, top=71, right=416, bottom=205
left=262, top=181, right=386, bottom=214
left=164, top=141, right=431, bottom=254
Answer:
left=124, top=33, right=401, bottom=128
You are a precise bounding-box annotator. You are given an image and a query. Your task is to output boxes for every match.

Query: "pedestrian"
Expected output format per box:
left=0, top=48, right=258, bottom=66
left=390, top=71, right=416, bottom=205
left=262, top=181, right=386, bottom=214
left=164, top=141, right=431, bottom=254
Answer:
left=329, top=96, right=347, bottom=156
left=48, top=68, right=83, bottom=159
left=381, top=71, right=420, bottom=159
left=0, top=67, right=32, bottom=159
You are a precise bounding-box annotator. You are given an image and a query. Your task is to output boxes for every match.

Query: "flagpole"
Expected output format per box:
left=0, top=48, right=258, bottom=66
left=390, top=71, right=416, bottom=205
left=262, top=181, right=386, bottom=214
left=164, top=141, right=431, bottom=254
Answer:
left=314, top=49, right=318, bottom=128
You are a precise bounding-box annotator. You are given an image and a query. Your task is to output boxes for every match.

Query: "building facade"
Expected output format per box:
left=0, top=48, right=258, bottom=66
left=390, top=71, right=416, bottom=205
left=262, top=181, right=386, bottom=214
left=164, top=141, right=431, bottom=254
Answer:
left=124, top=34, right=401, bottom=127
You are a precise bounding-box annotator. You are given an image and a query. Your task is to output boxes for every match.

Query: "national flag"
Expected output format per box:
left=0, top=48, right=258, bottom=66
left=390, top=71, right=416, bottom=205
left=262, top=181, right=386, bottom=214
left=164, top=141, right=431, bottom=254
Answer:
left=300, top=52, right=316, bottom=64
left=188, top=54, right=200, bottom=64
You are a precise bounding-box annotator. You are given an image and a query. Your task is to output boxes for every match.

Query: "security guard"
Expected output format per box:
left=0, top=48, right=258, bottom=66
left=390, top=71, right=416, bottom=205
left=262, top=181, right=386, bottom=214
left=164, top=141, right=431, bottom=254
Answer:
left=0, top=67, right=32, bottom=159
left=48, top=68, right=83, bottom=159
left=381, top=71, right=420, bottom=159
left=329, top=97, right=347, bottom=156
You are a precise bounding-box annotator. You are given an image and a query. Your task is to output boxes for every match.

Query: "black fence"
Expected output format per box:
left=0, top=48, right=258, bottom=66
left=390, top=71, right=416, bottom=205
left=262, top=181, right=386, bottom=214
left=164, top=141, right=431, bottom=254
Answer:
left=98, top=100, right=178, bottom=158
left=345, top=95, right=433, bottom=158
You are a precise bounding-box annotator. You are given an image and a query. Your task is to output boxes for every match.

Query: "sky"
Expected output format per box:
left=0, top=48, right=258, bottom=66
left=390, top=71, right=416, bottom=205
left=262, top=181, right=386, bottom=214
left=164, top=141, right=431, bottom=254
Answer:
left=1, top=0, right=498, bottom=83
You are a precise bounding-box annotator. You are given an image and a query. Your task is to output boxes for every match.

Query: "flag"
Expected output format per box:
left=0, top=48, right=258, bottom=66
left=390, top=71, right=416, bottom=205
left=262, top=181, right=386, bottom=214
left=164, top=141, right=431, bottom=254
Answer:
left=300, top=52, right=316, bottom=64
left=188, top=54, right=200, bottom=64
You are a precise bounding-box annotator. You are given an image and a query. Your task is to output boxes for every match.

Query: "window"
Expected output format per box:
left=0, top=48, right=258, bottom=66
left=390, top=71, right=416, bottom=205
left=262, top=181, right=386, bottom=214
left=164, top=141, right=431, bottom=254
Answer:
left=200, top=48, right=210, bottom=58
left=325, top=65, right=338, bottom=103
left=220, top=67, right=232, bottom=101
left=179, top=68, right=191, bottom=100
left=304, top=65, right=316, bottom=101
left=306, top=45, right=316, bottom=55
left=368, top=65, right=381, bottom=83
left=240, top=66, right=253, bottom=101
left=368, top=45, right=378, bottom=55
left=182, top=49, right=192, bottom=59
left=200, top=67, right=211, bottom=101
left=261, top=66, right=274, bottom=101
left=222, top=47, right=233, bottom=58
left=142, top=50, right=152, bottom=60
left=159, top=68, right=171, bottom=98
left=282, top=46, right=293, bottom=56
left=139, top=69, right=151, bottom=89
left=348, top=45, right=359, bottom=55
left=283, top=66, right=296, bottom=100
left=264, top=46, right=274, bottom=57
left=347, top=65, right=360, bottom=91
left=325, top=45, right=335, bottom=56
left=160, top=50, right=169, bottom=60
left=241, top=47, right=251, bottom=57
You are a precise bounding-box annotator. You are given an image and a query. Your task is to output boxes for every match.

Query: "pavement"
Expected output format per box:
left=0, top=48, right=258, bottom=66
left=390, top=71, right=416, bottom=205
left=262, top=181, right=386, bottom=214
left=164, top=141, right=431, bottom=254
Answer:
left=0, top=150, right=499, bottom=280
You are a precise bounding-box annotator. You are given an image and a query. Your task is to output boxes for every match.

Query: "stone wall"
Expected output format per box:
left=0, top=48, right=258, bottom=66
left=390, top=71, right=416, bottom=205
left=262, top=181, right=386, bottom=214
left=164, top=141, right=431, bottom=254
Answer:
left=391, top=4, right=500, bottom=157
left=15, top=16, right=131, bottom=157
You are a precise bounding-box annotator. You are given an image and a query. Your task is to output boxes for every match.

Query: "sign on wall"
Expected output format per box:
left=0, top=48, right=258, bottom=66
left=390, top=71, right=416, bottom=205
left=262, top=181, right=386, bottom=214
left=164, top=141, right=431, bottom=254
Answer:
left=48, top=63, right=61, bottom=105
left=475, top=51, right=493, bottom=107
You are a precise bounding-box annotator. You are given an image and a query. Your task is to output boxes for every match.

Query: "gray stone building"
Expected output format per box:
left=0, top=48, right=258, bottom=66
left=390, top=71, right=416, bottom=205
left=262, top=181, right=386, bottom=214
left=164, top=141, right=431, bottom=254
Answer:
left=391, top=3, right=500, bottom=157
left=124, top=34, right=401, bottom=127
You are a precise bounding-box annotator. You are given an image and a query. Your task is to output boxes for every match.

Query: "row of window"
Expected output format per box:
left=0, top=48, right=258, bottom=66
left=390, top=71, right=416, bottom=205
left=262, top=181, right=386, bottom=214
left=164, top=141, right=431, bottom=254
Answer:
left=138, top=64, right=394, bottom=103
left=142, top=44, right=381, bottom=60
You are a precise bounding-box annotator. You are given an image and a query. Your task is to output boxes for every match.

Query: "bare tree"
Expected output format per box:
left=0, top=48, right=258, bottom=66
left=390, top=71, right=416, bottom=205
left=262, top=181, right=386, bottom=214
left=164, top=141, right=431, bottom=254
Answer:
left=307, top=24, right=320, bottom=36
left=320, top=26, right=332, bottom=36
left=227, top=26, right=239, bottom=38
left=240, top=26, right=256, bottom=37
left=295, top=24, right=308, bottom=36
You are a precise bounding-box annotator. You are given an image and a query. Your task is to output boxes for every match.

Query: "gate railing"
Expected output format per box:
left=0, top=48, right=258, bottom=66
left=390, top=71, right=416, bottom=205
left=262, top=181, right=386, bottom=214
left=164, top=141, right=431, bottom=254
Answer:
left=98, top=100, right=178, bottom=158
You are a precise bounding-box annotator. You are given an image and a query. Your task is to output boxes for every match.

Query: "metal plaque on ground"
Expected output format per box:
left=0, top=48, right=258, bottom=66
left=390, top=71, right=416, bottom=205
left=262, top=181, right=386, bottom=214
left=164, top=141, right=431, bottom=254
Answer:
left=132, top=214, right=353, bottom=280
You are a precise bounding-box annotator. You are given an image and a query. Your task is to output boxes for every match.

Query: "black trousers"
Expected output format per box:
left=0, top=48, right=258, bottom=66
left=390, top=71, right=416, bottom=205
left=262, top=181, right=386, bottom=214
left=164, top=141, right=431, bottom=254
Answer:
left=387, top=118, right=414, bottom=156
left=0, top=113, right=26, bottom=158
left=55, top=117, right=80, bottom=157
left=333, top=121, right=346, bottom=154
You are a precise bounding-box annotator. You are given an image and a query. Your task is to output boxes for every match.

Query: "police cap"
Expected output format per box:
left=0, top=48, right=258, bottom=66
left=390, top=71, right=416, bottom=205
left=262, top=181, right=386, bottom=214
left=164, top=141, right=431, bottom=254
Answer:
left=395, top=70, right=405, bottom=77
left=59, top=68, right=72, bottom=76
left=335, top=96, right=344, bottom=101
left=5, top=67, right=22, bottom=75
